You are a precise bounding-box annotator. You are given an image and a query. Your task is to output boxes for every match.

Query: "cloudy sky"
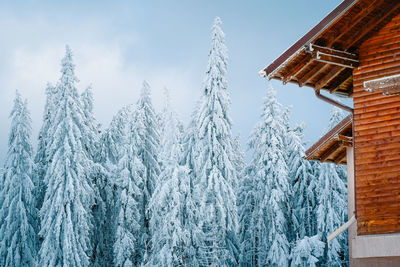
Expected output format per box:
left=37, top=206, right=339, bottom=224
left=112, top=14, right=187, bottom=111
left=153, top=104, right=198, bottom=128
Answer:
left=0, top=0, right=348, bottom=163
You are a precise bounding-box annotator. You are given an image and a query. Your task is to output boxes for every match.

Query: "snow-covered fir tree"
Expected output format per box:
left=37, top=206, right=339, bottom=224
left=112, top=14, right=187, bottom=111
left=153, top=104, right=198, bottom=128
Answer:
left=0, top=92, right=38, bottom=267
left=232, top=134, right=245, bottom=192
left=39, top=46, right=96, bottom=267
left=179, top=104, right=205, bottom=266
left=316, top=105, right=348, bottom=266
left=239, top=86, right=291, bottom=266
left=34, top=83, right=56, bottom=210
left=97, top=105, right=134, bottom=266
left=99, top=105, right=133, bottom=168
left=238, top=165, right=262, bottom=266
left=130, top=81, right=161, bottom=263
left=288, top=125, right=318, bottom=238
left=287, top=125, right=324, bottom=265
left=145, top=132, right=200, bottom=266
left=190, top=17, right=239, bottom=266
left=79, top=85, right=110, bottom=266
left=0, top=167, right=4, bottom=191
left=290, top=235, right=324, bottom=267
left=147, top=88, right=203, bottom=265
left=316, top=162, right=347, bottom=266
left=113, top=142, right=144, bottom=267
left=158, top=87, right=183, bottom=166
left=80, top=85, right=99, bottom=159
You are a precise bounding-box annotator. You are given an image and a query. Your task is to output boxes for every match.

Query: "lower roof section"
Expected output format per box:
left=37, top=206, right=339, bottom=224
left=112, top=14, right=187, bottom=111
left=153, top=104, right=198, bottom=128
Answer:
left=305, top=115, right=353, bottom=165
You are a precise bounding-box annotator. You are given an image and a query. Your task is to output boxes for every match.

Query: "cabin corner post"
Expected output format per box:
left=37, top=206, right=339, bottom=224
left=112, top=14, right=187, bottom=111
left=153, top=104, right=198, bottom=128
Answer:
left=346, top=146, right=357, bottom=266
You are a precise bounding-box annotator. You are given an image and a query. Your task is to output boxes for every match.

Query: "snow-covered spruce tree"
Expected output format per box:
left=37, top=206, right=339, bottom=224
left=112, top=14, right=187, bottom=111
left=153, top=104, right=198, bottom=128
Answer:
left=177, top=103, right=205, bottom=266
left=99, top=105, right=133, bottom=168
left=316, top=162, right=347, bottom=266
left=287, top=125, right=324, bottom=266
left=0, top=92, right=38, bottom=267
left=232, top=134, right=245, bottom=192
left=239, top=86, right=291, bottom=266
left=288, top=125, right=318, bottom=238
left=0, top=168, right=4, bottom=191
left=190, top=17, right=239, bottom=266
left=113, top=141, right=144, bottom=267
left=34, top=83, right=56, bottom=210
left=290, top=235, right=324, bottom=267
left=130, top=81, right=161, bottom=263
left=158, top=87, right=184, bottom=166
left=146, top=131, right=201, bottom=266
left=238, top=165, right=262, bottom=266
left=80, top=85, right=100, bottom=159
left=79, top=85, right=110, bottom=266
left=97, top=105, right=134, bottom=266
left=39, top=46, right=96, bottom=267
left=316, top=106, right=348, bottom=267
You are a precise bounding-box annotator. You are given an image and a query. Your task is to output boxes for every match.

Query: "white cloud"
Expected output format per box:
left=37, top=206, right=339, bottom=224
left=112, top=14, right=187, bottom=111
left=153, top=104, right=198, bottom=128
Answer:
left=0, top=14, right=198, bottom=164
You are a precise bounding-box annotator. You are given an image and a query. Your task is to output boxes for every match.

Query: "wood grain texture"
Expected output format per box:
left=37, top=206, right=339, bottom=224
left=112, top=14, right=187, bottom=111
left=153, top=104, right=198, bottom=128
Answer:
left=354, top=12, right=400, bottom=235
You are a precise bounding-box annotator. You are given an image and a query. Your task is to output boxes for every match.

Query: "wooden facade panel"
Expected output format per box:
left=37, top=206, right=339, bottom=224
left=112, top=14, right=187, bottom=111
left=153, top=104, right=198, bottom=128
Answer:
left=353, top=12, right=400, bottom=236
left=354, top=93, right=400, bottom=109
left=358, top=218, right=400, bottom=235
left=355, top=101, right=400, bottom=115
left=355, top=147, right=400, bottom=160
left=356, top=154, right=400, bottom=166
left=354, top=112, right=400, bottom=126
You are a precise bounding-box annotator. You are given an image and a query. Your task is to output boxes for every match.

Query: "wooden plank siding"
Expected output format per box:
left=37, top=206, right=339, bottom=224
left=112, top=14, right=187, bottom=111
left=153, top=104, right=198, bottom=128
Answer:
left=353, top=12, right=400, bottom=235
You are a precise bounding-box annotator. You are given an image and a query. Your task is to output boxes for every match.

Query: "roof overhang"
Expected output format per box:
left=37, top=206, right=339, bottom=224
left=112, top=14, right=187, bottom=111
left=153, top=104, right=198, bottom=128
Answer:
left=260, top=0, right=400, bottom=97
left=305, top=115, right=353, bottom=165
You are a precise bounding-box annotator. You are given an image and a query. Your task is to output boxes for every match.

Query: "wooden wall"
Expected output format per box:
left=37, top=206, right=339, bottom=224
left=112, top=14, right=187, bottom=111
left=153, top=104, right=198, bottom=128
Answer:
left=353, top=12, right=400, bottom=235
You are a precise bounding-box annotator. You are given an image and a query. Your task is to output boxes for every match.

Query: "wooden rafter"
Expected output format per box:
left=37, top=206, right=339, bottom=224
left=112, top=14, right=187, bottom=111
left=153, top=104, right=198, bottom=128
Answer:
left=282, top=53, right=311, bottom=83
left=339, top=140, right=353, bottom=148
left=333, top=150, right=347, bottom=165
left=298, top=62, right=324, bottom=86
left=329, top=69, right=353, bottom=93
left=315, top=66, right=344, bottom=90
left=320, top=142, right=341, bottom=162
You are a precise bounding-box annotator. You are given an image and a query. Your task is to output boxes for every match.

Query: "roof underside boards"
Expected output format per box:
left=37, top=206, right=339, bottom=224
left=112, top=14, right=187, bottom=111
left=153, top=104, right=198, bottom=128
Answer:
left=305, top=115, right=353, bottom=165
left=262, top=0, right=400, bottom=97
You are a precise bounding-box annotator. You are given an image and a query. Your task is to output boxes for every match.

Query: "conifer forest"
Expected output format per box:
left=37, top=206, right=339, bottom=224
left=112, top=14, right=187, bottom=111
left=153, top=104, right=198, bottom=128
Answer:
left=0, top=18, right=349, bottom=266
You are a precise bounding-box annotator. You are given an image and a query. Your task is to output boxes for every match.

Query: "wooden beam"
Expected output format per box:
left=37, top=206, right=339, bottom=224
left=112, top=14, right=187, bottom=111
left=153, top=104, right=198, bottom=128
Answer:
left=298, top=62, right=324, bottom=86
left=315, top=66, right=344, bottom=90
left=281, top=53, right=312, bottom=82
left=306, top=44, right=359, bottom=68
left=329, top=69, right=353, bottom=94
left=333, top=150, right=347, bottom=165
left=313, top=51, right=359, bottom=68
left=320, top=142, right=341, bottom=162
left=339, top=140, right=353, bottom=147
left=307, top=44, right=358, bottom=60
left=346, top=2, right=400, bottom=49
left=338, top=134, right=353, bottom=144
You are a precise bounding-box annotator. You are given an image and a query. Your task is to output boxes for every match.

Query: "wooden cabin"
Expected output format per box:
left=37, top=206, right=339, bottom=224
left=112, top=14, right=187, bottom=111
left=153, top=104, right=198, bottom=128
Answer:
left=260, top=0, right=400, bottom=266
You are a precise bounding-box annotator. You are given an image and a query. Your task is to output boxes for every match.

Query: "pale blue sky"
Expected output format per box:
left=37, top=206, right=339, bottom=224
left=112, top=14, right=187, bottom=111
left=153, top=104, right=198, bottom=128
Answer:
left=0, top=0, right=348, bottom=163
